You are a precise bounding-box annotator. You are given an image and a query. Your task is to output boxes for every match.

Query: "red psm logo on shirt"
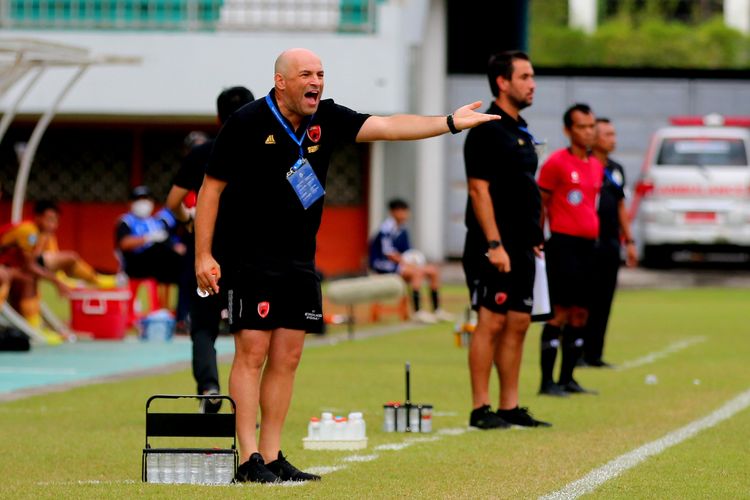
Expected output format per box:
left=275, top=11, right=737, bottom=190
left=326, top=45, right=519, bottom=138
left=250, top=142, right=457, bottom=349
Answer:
left=307, top=125, right=321, bottom=143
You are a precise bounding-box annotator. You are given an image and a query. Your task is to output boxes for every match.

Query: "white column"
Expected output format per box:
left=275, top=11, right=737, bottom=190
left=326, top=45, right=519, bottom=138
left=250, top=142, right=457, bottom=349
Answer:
left=569, top=0, right=597, bottom=34
left=367, top=141, right=385, bottom=239
left=413, top=0, right=446, bottom=261
left=725, top=0, right=750, bottom=33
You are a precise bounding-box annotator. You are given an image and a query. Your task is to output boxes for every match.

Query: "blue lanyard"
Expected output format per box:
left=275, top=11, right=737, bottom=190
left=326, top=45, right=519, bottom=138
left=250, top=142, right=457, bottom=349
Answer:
left=518, top=125, right=540, bottom=145
left=265, top=92, right=314, bottom=160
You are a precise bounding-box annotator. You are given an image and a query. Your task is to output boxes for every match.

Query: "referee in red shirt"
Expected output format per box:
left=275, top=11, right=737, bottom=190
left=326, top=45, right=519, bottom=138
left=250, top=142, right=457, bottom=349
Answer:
left=537, top=103, right=603, bottom=396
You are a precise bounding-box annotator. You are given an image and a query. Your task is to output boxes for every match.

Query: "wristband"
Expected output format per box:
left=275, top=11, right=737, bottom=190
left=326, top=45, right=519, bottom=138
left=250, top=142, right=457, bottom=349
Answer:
left=447, top=114, right=460, bottom=134
left=488, top=239, right=502, bottom=249
left=625, top=239, right=635, bottom=244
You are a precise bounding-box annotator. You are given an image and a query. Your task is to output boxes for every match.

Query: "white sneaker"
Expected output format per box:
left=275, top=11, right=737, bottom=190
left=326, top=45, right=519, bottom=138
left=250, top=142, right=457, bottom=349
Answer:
left=433, top=309, right=455, bottom=322
left=413, top=310, right=437, bottom=324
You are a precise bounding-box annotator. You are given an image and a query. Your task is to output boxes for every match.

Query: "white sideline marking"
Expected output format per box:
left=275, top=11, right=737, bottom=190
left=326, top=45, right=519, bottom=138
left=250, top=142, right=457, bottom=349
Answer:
left=540, top=388, right=750, bottom=500
left=341, top=453, right=379, bottom=463
left=305, top=465, right=348, bottom=475
left=374, top=442, right=413, bottom=451
left=617, top=336, right=706, bottom=370
left=36, top=479, right=137, bottom=486
left=437, top=427, right=469, bottom=436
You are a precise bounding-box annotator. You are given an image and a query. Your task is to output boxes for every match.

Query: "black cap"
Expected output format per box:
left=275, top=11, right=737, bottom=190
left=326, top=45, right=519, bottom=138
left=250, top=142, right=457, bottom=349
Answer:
left=130, top=185, right=153, bottom=200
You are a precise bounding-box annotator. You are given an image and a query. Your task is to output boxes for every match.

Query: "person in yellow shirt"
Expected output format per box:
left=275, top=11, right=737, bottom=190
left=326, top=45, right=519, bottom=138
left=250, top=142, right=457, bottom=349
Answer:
left=0, top=200, right=113, bottom=330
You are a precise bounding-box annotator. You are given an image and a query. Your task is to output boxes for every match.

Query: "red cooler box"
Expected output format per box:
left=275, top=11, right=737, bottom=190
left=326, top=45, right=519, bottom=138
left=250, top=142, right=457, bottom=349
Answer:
left=70, top=288, right=132, bottom=340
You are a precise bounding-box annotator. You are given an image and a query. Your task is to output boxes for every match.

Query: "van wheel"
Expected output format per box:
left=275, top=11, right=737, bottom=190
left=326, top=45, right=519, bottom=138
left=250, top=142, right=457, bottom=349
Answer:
left=642, top=245, right=672, bottom=269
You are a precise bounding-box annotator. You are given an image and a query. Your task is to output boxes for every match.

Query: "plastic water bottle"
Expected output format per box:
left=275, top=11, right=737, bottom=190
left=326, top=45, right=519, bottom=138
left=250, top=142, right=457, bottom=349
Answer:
left=174, top=453, right=188, bottom=483
left=202, top=453, right=216, bottom=484
left=409, top=407, right=420, bottom=432
left=189, top=453, right=203, bottom=484
left=320, top=412, right=335, bottom=440
left=215, top=453, right=234, bottom=484
left=333, top=417, right=346, bottom=439
left=160, top=453, right=175, bottom=483
left=419, top=405, right=433, bottom=433
left=348, top=412, right=366, bottom=439
left=383, top=404, right=396, bottom=432
left=146, top=454, right=161, bottom=483
left=308, top=417, right=321, bottom=440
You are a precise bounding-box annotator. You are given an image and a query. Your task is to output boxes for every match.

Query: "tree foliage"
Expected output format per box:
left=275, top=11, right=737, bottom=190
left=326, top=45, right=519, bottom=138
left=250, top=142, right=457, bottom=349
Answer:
left=529, top=0, right=750, bottom=68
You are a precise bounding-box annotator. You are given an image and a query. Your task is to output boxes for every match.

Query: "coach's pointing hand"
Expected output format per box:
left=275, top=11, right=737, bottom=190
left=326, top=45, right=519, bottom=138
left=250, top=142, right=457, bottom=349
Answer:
left=451, top=101, right=501, bottom=132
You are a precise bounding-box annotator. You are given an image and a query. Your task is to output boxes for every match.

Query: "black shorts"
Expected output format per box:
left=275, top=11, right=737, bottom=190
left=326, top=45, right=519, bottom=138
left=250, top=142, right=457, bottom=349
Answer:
left=463, top=239, right=535, bottom=314
left=224, top=264, right=323, bottom=334
left=545, top=233, right=596, bottom=309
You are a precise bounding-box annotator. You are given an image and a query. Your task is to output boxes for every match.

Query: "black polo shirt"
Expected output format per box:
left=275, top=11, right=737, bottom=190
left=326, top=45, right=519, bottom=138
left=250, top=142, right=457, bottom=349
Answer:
left=206, top=90, right=370, bottom=271
left=598, top=158, right=626, bottom=247
left=463, top=102, right=542, bottom=251
left=174, top=140, right=213, bottom=193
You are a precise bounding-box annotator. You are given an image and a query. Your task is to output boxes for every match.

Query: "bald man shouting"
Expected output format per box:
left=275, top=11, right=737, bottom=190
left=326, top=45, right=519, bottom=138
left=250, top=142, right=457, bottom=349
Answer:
left=195, top=48, right=499, bottom=483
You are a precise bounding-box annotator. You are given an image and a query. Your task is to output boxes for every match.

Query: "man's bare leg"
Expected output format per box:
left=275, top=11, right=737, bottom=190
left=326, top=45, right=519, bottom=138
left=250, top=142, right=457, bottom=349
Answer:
left=469, top=307, right=505, bottom=408
left=230, top=329, right=271, bottom=462
left=495, top=310, right=531, bottom=410
left=258, top=328, right=305, bottom=462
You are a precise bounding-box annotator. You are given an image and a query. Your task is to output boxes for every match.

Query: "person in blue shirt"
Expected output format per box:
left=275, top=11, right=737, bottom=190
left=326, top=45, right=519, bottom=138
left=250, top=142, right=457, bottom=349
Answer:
left=115, top=185, right=184, bottom=285
left=369, top=198, right=453, bottom=323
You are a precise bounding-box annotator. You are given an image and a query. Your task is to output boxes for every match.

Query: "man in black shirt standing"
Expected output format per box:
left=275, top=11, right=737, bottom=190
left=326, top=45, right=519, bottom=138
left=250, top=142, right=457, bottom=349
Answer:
left=195, top=48, right=500, bottom=483
left=166, top=86, right=255, bottom=414
left=462, top=51, right=550, bottom=429
left=583, top=118, right=637, bottom=367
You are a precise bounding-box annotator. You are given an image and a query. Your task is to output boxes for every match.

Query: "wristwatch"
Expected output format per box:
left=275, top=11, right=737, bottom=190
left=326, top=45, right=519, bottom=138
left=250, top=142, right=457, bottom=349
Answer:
left=487, top=239, right=502, bottom=249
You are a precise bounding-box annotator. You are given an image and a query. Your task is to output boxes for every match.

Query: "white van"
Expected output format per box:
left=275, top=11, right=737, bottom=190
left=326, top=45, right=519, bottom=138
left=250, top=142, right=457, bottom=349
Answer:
left=633, top=115, right=750, bottom=266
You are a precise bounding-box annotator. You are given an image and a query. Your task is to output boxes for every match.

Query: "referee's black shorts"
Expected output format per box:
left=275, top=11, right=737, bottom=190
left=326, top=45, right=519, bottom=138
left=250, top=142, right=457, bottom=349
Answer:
left=462, top=237, right=535, bottom=315
left=223, top=263, right=323, bottom=334
left=544, top=232, right=596, bottom=309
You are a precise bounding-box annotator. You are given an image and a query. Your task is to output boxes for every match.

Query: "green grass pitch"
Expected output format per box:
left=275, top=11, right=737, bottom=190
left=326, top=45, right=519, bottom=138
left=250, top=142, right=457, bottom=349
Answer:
left=2, top=287, right=749, bottom=498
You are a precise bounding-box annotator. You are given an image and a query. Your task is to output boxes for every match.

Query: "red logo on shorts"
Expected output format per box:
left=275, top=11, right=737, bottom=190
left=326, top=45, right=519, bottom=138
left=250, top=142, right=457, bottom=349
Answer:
left=495, top=292, right=508, bottom=305
left=307, top=125, right=321, bottom=143
left=258, top=301, right=270, bottom=318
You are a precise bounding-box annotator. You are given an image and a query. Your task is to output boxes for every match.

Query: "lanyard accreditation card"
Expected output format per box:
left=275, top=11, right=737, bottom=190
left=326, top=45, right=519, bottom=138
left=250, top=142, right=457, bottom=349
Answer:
left=265, top=93, right=325, bottom=210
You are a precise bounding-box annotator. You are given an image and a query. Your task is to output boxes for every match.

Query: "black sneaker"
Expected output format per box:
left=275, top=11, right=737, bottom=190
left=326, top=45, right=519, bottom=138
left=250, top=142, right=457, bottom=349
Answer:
left=561, top=379, right=599, bottom=395
left=469, top=404, right=510, bottom=429
left=587, top=359, right=615, bottom=369
left=497, top=406, right=552, bottom=428
left=538, top=381, right=569, bottom=397
left=265, top=451, right=321, bottom=482
left=235, top=452, right=280, bottom=483
left=199, top=388, right=222, bottom=414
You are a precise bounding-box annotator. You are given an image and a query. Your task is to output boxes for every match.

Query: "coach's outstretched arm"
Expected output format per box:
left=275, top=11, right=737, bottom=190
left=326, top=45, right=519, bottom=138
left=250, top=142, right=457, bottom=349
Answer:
left=195, top=174, right=226, bottom=294
left=355, top=101, right=499, bottom=142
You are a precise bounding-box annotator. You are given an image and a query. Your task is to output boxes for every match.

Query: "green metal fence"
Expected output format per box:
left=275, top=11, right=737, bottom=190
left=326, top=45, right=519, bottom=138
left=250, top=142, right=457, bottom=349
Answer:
left=0, top=0, right=379, bottom=32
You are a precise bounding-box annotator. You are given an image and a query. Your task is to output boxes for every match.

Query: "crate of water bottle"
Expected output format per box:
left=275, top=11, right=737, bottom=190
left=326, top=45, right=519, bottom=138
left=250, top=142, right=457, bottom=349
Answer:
left=143, top=449, right=236, bottom=484
left=383, top=402, right=433, bottom=432
left=302, top=411, right=368, bottom=450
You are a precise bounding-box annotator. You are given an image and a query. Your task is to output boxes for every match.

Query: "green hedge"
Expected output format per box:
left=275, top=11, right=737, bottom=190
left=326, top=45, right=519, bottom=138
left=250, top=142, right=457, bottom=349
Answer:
left=530, top=16, right=750, bottom=69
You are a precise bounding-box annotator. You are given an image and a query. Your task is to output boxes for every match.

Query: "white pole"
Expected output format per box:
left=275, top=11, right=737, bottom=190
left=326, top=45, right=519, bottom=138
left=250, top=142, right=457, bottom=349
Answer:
left=368, top=141, right=385, bottom=238
left=725, top=0, right=750, bottom=33
left=414, top=0, right=446, bottom=261
left=0, top=65, right=46, bottom=145
left=569, top=0, right=598, bottom=34
left=11, top=64, right=89, bottom=222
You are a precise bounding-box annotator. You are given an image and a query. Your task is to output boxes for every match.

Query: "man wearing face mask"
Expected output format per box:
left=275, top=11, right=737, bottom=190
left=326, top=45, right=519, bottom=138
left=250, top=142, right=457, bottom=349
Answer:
left=115, top=186, right=183, bottom=285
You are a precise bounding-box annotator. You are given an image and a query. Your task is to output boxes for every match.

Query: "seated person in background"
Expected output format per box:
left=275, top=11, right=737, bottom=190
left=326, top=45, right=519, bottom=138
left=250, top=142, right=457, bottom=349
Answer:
left=115, top=186, right=184, bottom=286
left=0, top=200, right=105, bottom=338
left=369, top=198, right=454, bottom=324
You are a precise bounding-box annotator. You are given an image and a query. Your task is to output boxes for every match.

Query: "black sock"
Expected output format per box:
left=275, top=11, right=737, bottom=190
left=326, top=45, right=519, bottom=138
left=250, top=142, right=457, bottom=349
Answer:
left=559, top=325, right=584, bottom=385
left=412, top=290, right=421, bottom=312
left=431, top=290, right=439, bottom=311
left=540, top=324, right=561, bottom=385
